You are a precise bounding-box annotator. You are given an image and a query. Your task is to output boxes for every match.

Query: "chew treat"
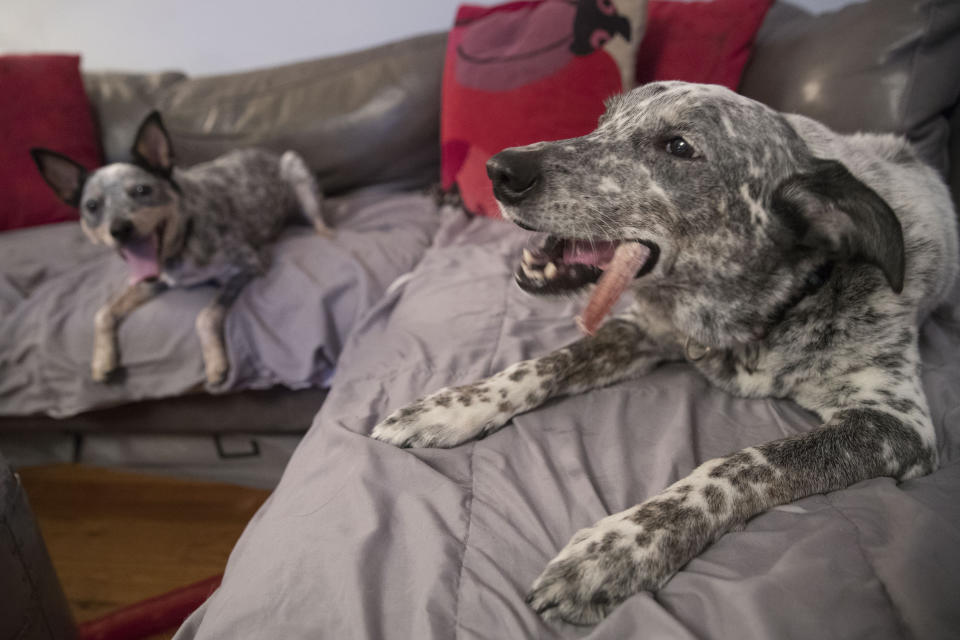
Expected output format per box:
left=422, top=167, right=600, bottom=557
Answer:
left=576, top=242, right=650, bottom=335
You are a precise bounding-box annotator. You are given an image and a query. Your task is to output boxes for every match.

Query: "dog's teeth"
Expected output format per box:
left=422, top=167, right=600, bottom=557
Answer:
left=523, top=249, right=534, bottom=265
left=544, top=262, right=558, bottom=279
left=521, top=262, right=546, bottom=282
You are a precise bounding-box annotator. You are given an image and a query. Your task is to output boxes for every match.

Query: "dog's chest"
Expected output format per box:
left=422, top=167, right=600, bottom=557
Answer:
left=161, top=250, right=244, bottom=287
left=694, top=346, right=795, bottom=400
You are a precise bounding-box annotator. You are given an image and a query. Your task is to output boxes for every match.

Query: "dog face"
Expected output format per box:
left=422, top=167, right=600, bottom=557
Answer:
left=489, top=81, right=904, bottom=347
left=32, top=112, right=186, bottom=282
left=76, top=162, right=179, bottom=246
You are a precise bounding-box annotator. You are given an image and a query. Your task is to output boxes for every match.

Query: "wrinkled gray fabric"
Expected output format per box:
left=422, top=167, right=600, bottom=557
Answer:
left=0, top=191, right=439, bottom=418
left=176, top=212, right=960, bottom=639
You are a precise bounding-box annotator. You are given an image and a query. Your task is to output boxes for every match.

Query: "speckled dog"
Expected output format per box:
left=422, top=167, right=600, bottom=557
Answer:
left=32, top=111, right=329, bottom=384
left=372, top=82, right=959, bottom=624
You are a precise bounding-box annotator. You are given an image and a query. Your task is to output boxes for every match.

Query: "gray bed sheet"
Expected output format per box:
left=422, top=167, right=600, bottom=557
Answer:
left=176, top=211, right=960, bottom=639
left=0, top=190, right=440, bottom=418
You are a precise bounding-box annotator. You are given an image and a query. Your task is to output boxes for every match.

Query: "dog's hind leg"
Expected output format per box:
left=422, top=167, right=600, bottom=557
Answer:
left=280, top=151, right=330, bottom=236
left=526, top=361, right=937, bottom=624
left=371, top=317, right=682, bottom=448
left=92, top=279, right=167, bottom=381
left=196, top=270, right=257, bottom=385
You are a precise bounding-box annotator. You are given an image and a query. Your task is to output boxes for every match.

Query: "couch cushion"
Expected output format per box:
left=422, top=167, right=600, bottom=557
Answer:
left=739, top=0, right=960, bottom=178
left=165, top=34, right=446, bottom=195
left=0, top=54, right=103, bottom=232
left=441, top=0, right=647, bottom=218
left=82, top=35, right=446, bottom=195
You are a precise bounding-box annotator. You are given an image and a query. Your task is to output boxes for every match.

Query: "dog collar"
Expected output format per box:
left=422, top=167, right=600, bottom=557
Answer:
left=684, top=262, right=833, bottom=364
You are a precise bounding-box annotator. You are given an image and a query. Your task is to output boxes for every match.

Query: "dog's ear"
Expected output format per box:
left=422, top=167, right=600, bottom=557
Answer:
left=30, top=148, right=88, bottom=207
left=771, top=159, right=905, bottom=294
left=132, top=110, right=174, bottom=175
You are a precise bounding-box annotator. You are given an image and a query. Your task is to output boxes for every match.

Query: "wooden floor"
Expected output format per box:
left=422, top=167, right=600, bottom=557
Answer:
left=19, top=464, right=270, bottom=638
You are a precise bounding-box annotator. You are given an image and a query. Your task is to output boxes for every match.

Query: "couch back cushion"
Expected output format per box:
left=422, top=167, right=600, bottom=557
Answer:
left=441, top=0, right=648, bottom=218
left=1, top=54, right=103, bottom=232
left=83, top=71, right=188, bottom=165
left=83, top=33, right=448, bottom=196
left=739, top=0, right=960, bottom=183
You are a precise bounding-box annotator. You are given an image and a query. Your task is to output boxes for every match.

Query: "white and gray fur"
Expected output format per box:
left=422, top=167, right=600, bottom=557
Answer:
left=32, top=111, right=329, bottom=384
left=371, top=82, right=958, bottom=624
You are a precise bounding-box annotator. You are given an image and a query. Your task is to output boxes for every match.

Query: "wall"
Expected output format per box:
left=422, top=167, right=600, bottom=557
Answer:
left=1, top=0, right=861, bottom=75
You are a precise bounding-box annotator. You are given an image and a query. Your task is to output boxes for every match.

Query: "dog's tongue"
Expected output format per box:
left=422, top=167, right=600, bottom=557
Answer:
left=563, top=240, right=618, bottom=269
left=120, top=235, right=160, bottom=284
left=576, top=242, right=650, bottom=335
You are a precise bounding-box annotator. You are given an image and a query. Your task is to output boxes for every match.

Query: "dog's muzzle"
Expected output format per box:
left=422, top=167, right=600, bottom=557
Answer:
left=487, top=147, right=543, bottom=205
left=109, top=218, right=136, bottom=243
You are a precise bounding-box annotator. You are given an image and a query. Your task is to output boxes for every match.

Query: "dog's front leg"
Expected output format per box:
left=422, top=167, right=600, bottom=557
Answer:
left=92, top=280, right=167, bottom=381
left=195, top=271, right=255, bottom=385
left=371, top=318, right=679, bottom=448
left=526, top=367, right=936, bottom=624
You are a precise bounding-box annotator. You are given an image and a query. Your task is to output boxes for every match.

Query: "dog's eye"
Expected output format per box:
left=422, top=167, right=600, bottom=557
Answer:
left=84, top=199, right=99, bottom=214
left=665, top=137, right=697, bottom=159
left=132, top=184, right=152, bottom=197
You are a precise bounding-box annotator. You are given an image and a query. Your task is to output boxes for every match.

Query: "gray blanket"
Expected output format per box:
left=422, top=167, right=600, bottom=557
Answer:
left=0, top=191, right=439, bottom=417
left=177, top=211, right=960, bottom=639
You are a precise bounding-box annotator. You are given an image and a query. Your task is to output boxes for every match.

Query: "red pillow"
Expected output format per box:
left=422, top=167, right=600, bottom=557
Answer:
left=0, top=54, right=103, bottom=232
left=442, top=0, right=647, bottom=218
left=636, top=0, right=773, bottom=89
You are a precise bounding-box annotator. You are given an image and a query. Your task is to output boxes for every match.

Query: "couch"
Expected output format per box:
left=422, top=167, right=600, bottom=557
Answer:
left=4, top=0, right=960, bottom=637
left=0, top=34, right=449, bottom=479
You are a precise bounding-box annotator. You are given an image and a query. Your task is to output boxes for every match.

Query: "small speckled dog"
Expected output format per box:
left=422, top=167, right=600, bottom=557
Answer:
left=372, top=82, right=959, bottom=624
left=32, top=111, right=329, bottom=384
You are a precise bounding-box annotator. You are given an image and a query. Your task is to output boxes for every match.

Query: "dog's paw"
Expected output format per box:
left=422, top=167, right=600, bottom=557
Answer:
left=91, top=347, right=119, bottom=382
left=203, top=353, right=229, bottom=385
left=371, top=384, right=515, bottom=448
left=526, top=505, right=689, bottom=625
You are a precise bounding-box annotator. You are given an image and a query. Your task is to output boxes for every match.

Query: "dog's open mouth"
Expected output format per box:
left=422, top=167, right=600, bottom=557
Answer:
left=516, top=235, right=659, bottom=334
left=120, top=223, right=165, bottom=284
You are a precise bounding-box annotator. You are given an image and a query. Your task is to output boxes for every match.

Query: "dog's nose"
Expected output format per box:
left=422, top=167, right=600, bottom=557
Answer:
left=109, top=218, right=135, bottom=242
left=487, top=148, right=543, bottom=204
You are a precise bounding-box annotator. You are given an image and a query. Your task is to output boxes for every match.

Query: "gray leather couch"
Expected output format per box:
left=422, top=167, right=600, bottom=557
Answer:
left=0, top=33, right=448, bottom=436
left=2, top=0, right=958, bottom=438
left=2, top=1, right=959, bottom=637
